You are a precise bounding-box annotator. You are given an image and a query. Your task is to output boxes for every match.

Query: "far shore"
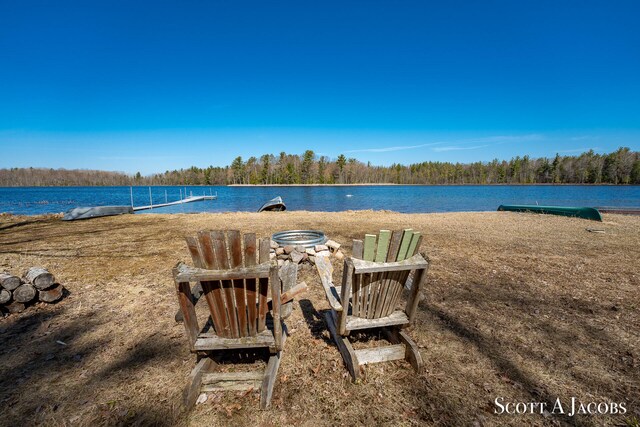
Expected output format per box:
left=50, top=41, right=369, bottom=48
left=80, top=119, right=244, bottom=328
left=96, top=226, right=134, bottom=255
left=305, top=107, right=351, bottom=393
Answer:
left=227, top=182, right=634, bottom=186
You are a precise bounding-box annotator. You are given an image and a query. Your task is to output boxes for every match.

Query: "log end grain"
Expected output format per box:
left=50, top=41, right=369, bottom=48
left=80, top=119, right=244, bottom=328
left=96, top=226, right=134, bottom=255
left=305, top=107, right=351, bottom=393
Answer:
left=0, top=288, right=11, bottom=304
left=0, top=273, right=22, bottom=291
left=38, top=284, right=65, bottom=303
left=13, top=283, right=37, bottom=303
left=25, top=267, right=55, bottom=290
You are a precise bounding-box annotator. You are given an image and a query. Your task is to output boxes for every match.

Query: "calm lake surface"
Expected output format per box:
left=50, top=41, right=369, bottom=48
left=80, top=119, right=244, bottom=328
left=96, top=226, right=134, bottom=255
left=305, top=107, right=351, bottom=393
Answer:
left=0, top=185, right=638, bottom=216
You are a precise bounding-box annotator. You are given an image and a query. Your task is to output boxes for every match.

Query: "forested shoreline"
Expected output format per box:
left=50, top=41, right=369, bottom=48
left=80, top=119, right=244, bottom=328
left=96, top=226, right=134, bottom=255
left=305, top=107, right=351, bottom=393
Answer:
left=1, top=147, right=638, bottom=186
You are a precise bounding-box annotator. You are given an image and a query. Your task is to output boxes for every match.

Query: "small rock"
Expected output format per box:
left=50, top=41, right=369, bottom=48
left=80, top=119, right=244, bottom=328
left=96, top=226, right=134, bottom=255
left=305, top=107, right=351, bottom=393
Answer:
left=275, top=248, right=285, bottom=255
left=307, top=255, right=316, bottom=265
left=277, top=254, right=289, bottom=260
left=326, top=240, right=341, bottom=251
left=295, top=245, right=306, bottom=253
left=334, top=250, right=344, bottom=260
left=196, top=393, right=208, bottom=405
left=305, top=248, right=316, bottom=256
left=290, top=251, right=304, bottom=264
left=270, top=240, right=279, bottom=249
left=269, top=253, right=276, bottom=260
left=315, top=244, right=329, bottom=252
left=283, top=245, right=295, bottom=254
left=277, top=259, right=285, bottom=267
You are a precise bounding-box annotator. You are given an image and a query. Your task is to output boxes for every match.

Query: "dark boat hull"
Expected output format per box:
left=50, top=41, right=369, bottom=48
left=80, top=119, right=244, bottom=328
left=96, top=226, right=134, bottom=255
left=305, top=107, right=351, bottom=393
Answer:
left=63, top=206, right=134, bottom=221
left=258, top=196, right=286, bottom=212
left=497, top=205, right=602, bottom=221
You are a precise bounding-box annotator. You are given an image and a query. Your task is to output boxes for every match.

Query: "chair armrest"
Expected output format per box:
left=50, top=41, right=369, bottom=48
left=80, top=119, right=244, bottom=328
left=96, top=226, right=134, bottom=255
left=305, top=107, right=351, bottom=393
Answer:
left=315, top=255, right=343, bottom=312
left=173, top=262, right=270, bottom=282
left=350, top=253, right=428, bottom=274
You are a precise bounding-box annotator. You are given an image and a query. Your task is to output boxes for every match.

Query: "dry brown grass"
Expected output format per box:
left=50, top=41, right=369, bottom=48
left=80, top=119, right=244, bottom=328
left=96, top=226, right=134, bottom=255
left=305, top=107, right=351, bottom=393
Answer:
left=0, top=211, right=638, bottom=426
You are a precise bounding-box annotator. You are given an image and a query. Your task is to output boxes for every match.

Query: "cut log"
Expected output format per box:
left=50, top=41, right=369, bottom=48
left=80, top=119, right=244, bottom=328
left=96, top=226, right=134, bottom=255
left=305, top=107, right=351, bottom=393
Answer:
left=39, top=283, right=65, bottom=303
left=0, top=288, right=11, bottom=304
left=13, top=283, right=37, bottom=303
left=5, top=301, right=26, bottom=314
left=0, top=273, right=21, bottom=291
left=25, top=267, right=55, bottom=290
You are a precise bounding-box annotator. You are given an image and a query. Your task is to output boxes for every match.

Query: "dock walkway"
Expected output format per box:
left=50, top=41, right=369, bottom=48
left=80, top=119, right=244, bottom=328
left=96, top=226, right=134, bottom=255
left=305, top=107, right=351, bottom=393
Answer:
left=133, top=195, right=217, bottom=211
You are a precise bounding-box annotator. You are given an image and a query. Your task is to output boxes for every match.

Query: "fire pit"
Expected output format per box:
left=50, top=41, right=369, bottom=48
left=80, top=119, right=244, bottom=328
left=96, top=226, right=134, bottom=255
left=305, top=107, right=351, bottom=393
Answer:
left=271, top=230, right=326, bottom=248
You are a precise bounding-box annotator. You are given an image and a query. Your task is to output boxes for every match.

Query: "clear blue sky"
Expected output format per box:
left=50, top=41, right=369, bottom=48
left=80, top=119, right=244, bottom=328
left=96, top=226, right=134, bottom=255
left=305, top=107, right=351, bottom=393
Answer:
left=1, top=0, right=638, bottom=175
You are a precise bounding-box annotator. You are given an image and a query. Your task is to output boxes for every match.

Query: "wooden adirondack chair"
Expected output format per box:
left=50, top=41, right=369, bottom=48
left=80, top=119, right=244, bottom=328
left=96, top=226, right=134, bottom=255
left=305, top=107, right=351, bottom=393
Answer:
left=316, top=229, right=428, bottom=381
left=173, top=230, right=304, bottom=409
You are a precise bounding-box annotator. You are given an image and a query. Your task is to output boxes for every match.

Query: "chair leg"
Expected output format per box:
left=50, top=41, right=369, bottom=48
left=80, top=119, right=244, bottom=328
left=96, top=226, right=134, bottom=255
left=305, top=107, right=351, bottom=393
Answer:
left=324, top=311, right=361, bottom=382
left=260, top=329, right=288, bottom=409
left=382, top=327, right=423, bottom=372
left=184, top=357, right=214, bottom=408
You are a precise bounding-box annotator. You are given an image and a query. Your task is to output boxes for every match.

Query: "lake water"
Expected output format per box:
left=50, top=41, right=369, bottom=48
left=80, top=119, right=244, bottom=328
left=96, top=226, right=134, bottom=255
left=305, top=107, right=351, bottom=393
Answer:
left=0, top=185, right=640, bottom=215
left=0, top=185, right=638, bottom=216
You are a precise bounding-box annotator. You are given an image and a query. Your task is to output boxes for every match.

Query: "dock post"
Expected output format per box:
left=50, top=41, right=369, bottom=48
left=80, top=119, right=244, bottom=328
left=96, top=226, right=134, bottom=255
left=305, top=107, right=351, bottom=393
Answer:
left=165, top=189, right=168, bottom=204
left=130, top=186, right=134, bottom=208
left=149, top=187, right=153, bottom=210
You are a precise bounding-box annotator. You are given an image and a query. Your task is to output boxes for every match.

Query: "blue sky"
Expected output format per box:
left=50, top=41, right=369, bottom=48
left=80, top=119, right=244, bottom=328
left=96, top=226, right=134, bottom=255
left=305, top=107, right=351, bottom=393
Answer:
left=1, top=1, right=638, bottom=175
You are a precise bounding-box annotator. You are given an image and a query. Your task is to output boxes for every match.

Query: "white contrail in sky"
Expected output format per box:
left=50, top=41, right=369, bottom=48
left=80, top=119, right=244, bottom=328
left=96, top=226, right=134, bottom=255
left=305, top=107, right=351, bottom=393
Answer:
left=344, top=134, right=544, bottom=154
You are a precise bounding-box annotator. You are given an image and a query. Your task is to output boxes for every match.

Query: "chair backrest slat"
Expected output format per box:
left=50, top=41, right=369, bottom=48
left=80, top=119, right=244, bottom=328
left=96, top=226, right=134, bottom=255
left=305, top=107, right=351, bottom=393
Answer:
left=406, top=232, right=421, bottom=259
left=186, top=236, right=205, bottom=268
left=211, top=231, right=229, bottom=269
left=258, top=238, right=270, bottom=264
left=351, top=271, right=361, bottom=316
left=243, top=234, right=257, bottom=267
left=257, top=238, right=271, bottom=332
left=228, top=230, right=243, bottom=268
left=396, top=229, right=414, bottom=261
left=197, top=231, right=216, bottom=268
left=386, top=230, right=403, bottom=262
left=375, top=230, right=391, bottom=262
left=243, top=233, right=258, bottom=335
left=363, top=234, right=376, bottom=261
left=352, top=239, right=364, bottom=260
left=365, top=272, right=379, bottom=318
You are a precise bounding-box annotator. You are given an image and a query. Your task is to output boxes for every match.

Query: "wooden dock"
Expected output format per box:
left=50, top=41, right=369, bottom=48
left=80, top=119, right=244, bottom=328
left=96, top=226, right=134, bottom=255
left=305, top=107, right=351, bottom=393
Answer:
left=133, top=195, right=217, bottom=212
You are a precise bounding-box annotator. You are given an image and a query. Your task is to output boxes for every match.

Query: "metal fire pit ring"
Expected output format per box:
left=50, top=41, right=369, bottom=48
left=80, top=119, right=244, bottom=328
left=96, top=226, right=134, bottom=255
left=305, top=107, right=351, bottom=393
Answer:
left=272, top=230, right=327, bottom=248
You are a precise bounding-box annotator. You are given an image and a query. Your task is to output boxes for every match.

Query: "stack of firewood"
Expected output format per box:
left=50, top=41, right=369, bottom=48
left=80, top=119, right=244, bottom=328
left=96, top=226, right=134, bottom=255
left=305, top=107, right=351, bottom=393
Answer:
left=0, top=267, right=65, bottom=315
left=270, top=239, right=344, bottom=266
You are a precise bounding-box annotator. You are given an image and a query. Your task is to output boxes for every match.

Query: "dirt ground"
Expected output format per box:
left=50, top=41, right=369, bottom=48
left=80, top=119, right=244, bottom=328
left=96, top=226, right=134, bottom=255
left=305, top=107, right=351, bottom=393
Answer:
left=0, top=210, right=638, bottom=426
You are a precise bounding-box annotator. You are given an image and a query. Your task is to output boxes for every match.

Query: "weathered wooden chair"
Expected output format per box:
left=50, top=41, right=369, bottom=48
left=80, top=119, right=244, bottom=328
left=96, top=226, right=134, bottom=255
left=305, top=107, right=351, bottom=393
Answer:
left=173, top=230, right=304, bottom=409
left=316, top=229, right=428, bottom=381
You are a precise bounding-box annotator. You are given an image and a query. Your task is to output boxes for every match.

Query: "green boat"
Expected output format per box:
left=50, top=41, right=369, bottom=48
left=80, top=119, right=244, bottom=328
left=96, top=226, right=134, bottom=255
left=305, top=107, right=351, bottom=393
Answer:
left=497, top=205, right=603, bottom=221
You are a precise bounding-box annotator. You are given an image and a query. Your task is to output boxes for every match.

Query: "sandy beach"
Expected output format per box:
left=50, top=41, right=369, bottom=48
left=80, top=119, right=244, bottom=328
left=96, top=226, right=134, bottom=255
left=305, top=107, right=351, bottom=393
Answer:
left=0, top=211, right=638, bottom=426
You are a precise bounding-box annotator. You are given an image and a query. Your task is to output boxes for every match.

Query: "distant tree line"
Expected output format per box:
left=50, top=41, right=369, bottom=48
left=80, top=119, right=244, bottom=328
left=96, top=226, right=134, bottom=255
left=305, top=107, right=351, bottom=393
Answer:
left=0, top=167, right=132, bottom=186
left=1, top=147, right=638, bottom=187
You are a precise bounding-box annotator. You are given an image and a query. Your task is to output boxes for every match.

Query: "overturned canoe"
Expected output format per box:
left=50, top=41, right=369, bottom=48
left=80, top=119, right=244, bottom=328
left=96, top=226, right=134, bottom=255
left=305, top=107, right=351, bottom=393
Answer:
left=258, top=196, right=286, bottom=212
left=497, top=205, right=602, bottom=221
left=63, top=206, right=134, bottom=221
